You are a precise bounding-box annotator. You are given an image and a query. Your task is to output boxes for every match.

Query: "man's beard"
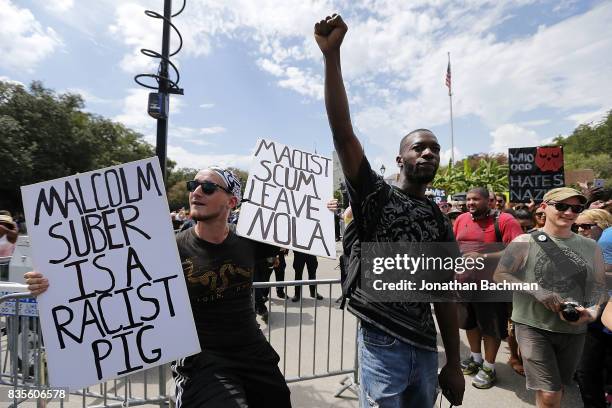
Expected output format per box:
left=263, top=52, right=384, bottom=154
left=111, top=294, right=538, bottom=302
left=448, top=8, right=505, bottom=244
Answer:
left=470, top=206, right=489, bottom=217
left=403, top=163, right=437, bottom=184
left=190, top=207, right=226, bottom=222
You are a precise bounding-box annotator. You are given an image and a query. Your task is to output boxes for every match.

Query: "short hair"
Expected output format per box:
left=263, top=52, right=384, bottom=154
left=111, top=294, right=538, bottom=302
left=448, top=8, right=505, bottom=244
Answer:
left=514, top=209, right=532, bottom=221
left=467, top=187, right=490, bottom=199
left=580, top=209, right=612, bottom=230
left=399, top=128, right=435, bottom=153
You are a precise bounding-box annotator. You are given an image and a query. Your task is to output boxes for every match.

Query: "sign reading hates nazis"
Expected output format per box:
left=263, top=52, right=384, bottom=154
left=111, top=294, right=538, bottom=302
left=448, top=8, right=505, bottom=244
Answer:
left=508, top=146, right=565, bottom=202
left=237, top=139, right=336, bottom=258
left=21, top=158, right=200, bottom=390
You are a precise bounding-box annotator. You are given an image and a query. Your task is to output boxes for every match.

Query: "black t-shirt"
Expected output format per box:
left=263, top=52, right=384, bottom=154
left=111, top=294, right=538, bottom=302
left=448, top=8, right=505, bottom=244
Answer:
left=346, top=157, right=457, bottom=351
left=175, top=226, right=275, bottom=350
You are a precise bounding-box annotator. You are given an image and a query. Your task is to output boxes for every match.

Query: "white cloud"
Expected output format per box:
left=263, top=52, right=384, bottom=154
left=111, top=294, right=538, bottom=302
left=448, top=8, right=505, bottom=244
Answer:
left=114, top=89, right=184, bottom=142
left=64, top=88, right=114, bottom=105
left=566, top=108, right=608, bottom=127
left=199, top=103, right=215, bottom=109
left=518, top=119, right=551, bottom=127
left=440, top=147, right=464, bottom=165
left=0, top=76, right=25, bottom=87
left=103, top=1, right=611, bottom=159
left=489, top=124, right=545, bottom=153
left=0, top=0, right=62, bottom=72
left=200, top=126, right=226, bottom=134
left=167, top=145, right=252, bottom=169
left=43, top=0, right=74, bottom=13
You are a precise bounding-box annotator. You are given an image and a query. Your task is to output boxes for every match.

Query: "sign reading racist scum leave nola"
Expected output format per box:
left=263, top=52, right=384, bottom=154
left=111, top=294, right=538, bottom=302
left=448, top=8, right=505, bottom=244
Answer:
left=237, top=139, right=336, bottom=259
left=21, top=158, right=200, bottom=390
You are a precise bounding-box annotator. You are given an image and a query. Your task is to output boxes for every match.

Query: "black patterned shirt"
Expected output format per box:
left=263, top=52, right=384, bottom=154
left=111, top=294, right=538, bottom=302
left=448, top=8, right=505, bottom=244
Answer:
left=346, top=157, right=457, bottom=351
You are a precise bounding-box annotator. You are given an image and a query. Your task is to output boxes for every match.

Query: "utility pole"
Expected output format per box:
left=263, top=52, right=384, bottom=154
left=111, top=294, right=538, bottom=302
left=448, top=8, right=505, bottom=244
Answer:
left=134, top=0, right=185, bottom=183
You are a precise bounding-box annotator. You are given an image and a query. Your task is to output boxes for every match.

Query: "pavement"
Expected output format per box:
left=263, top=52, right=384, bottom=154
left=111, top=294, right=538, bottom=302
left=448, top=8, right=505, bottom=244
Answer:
left=0, top=242, right=585, bottom=407
left=282, top=243, right=584, bottom=408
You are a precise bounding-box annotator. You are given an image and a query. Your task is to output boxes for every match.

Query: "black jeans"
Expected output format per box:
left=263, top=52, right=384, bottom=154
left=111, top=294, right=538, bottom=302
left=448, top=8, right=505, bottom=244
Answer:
left=292, top=252, right=318, bottom=297
left=575, top=327, right=612, bottom=408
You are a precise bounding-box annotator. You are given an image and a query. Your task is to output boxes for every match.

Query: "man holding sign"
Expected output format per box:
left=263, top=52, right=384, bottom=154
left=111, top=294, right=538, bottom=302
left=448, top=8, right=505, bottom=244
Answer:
left=314, top=14, right=465, bottom=407
left=27, top=165, right=292, bottom=408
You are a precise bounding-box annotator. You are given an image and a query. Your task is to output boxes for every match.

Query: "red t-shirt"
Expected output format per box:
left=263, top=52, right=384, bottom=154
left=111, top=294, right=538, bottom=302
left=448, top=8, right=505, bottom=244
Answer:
left=454, top=211, right=523, bottom=252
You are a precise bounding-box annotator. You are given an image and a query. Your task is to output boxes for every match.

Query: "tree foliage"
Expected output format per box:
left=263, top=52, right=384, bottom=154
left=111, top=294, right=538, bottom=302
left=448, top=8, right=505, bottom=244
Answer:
left=433, top=158, right=508, bottom=195
left=554, top=110, right=612, bottom=185
left=0, top=81, right=158, bottom=211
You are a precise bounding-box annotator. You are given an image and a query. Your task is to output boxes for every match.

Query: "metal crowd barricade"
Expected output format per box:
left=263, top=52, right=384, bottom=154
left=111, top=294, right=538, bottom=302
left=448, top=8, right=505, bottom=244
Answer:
left=0, top=278, right=359, bottom=407
left=252, top=278, right=359, bottom=398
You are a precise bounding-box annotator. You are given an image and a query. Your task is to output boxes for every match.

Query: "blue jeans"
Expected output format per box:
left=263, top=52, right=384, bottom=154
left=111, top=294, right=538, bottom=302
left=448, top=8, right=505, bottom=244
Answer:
left=358, top=322, right=439, bottom=408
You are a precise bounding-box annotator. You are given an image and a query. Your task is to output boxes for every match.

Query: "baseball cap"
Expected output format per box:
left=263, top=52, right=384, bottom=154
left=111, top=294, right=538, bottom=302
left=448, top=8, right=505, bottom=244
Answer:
left=542, top=187, right=587, bottom=204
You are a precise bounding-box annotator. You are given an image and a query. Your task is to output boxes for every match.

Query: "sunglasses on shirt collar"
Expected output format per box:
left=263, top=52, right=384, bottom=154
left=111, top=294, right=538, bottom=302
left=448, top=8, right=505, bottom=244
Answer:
left=186, top=180, right=232, bottom=195
left=547, top=201, right=585, bottom=214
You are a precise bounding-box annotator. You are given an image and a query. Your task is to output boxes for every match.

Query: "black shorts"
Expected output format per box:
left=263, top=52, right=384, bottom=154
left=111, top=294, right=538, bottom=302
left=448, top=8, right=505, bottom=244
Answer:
left=457, top=302, right=510, bottom=339
left=172, top=341, right=292, bottom=408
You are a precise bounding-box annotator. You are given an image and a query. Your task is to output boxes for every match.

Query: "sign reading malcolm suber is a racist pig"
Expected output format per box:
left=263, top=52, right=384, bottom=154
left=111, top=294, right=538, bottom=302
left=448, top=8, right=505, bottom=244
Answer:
left=21, top=158, right=200, bottom=390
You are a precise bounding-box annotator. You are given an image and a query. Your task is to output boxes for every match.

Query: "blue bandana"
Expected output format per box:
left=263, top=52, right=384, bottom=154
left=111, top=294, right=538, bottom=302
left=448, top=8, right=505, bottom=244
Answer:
left=208, top=166, right=242, bottom=204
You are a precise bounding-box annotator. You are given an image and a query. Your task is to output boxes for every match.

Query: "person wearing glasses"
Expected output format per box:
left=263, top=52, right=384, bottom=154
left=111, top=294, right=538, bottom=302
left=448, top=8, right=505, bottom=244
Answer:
left=572, top=208, right=612, bottom=408
left=494, top=193, right=507, bottom=211
left=494, top=187, right=608, bottom=408
left=533, top=208, right=546, bottom=230
left=26, top=166, right=292, bottom=408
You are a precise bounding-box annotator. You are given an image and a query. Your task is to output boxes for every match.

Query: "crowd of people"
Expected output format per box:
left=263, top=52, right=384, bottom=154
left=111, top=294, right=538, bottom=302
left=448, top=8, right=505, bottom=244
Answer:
left=17, top=12, right=612, bottom=408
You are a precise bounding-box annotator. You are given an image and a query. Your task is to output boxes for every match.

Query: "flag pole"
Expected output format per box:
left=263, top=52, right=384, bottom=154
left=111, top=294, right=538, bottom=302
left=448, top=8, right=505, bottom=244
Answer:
left=447, top=52, right=455, bottom=165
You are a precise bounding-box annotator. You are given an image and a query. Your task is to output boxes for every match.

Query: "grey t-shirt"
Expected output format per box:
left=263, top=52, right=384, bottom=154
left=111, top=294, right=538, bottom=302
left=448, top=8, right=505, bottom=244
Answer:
left=512, top=233, right=600, bottom=334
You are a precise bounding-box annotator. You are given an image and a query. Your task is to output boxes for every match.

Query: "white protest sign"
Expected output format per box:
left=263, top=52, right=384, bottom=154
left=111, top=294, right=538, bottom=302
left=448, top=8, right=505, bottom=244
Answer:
left=21, top=158, right=200, bottom=390
left=237, top=139, right=336, bottom=259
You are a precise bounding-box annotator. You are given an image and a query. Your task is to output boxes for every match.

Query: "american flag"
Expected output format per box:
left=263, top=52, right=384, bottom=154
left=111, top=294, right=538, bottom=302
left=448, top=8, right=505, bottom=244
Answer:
left=445, top=61, right=451, bottom=91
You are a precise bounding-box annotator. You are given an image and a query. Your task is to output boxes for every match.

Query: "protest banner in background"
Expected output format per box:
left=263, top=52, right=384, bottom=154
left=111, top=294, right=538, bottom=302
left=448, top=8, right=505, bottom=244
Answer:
left=21, top=158, right=200, bottom=390
left=237, top=139, right=335, bottom=258
left=508, top=146, right=565, bottom=202
left=425, top=187, right=447, bottom=204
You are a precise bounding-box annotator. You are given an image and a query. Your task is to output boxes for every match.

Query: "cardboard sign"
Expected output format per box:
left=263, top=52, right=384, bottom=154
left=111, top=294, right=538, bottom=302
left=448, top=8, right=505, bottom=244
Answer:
left=425, top=187, right=447, bottom=204
left=21, top=158, right=200, bottom=390
left=237, top=139, right=335, bottom=258
left=508, top=146, right=565, bottom=202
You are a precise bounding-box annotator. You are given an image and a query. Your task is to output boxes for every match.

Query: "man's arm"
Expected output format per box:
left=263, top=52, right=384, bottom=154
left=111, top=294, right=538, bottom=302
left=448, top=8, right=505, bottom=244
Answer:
left=0, top=222, right=18, bottom=244
left=602, top=301, right=612, bottom=330
left=433, top=302, right=464, bottom=406
left=315, top=14, right=363, bottom=185
left=494, top=235, right=564, bottom=312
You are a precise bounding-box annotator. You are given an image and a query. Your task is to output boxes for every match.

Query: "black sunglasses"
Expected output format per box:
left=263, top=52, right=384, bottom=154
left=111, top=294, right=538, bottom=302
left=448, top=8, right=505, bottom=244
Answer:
left=548, top=201, right=585, bottom=214
left=186, top=180, right=231, bottom=195
left=534, top=212, right=546, bottom=218
left=575, top=223, right=595, bottom=230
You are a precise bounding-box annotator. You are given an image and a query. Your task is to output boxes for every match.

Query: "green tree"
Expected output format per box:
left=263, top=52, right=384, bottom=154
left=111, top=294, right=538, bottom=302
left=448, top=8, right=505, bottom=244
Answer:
left=554, top=110, right=612, bottom=186
left=433, top=158, right=508, bottom=195
left=0, top=81, right=156, bottom=211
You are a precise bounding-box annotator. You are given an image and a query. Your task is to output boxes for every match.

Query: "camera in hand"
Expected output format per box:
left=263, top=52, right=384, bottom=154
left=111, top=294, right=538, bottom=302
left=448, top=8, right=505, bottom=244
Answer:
left=561, top=302, right=580, bottom=322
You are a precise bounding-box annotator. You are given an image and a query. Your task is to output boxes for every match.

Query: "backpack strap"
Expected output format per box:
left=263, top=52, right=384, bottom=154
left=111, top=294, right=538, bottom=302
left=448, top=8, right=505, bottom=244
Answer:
left=339, top=184, right=393, bottom=309
left=493, top=211, right=502, bottom=243
left=530, top=230, right=587, bottom=299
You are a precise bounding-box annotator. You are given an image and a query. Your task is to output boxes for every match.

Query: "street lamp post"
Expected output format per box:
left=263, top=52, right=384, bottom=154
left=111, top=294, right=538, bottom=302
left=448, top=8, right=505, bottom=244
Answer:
left=380, top=164, right=386, bottom=176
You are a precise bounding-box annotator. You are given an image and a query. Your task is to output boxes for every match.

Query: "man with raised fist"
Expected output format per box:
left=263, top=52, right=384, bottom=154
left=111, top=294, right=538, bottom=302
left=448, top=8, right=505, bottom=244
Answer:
left=315, top=14, right=465, bottom=408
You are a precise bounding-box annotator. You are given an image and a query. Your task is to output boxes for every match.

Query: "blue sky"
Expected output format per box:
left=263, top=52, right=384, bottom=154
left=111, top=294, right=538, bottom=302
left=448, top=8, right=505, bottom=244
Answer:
left=1, top=0, right=610, bottom=176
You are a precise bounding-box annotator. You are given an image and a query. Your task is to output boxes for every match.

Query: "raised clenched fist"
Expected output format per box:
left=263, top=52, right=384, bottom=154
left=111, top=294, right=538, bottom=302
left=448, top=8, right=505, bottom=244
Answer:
left=314, top=14, right=348, bottom=55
